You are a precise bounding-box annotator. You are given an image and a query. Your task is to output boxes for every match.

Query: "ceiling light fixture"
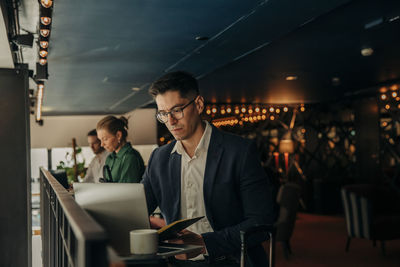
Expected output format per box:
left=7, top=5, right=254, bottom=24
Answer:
left=41, top=0, right=53, bottom=8
left=361, top=47, right=374, bottom=56
left=41, top=17, right=52, bottom=25
left=285, top=75, right=298, bottom=81
left=39, top=50, right=48, bottom=57
left=39, top=58, right=47, bottom=65
left=36, top=83, right=44, bottom=121
left=40, top=29, right=50, bottom=37
left=40, top=41, right=49, bottom=48
left=332, top=77, right=341, bottom=86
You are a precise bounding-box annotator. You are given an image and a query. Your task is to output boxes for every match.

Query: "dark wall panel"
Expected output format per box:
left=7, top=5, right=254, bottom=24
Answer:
left=0, top=68, right=31, bottom=267
left=355, top=97, right=380, bottom=183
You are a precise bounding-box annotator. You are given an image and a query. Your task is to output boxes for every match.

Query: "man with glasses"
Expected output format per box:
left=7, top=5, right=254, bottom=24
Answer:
left=142, top=71, right=277, bottom=266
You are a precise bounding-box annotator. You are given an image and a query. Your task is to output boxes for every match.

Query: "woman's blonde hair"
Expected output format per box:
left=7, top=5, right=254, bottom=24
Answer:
left=97, top=116, right=129, bottom=142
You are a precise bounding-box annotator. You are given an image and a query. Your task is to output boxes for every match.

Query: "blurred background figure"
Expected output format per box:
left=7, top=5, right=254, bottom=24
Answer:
left=97, top=116, right=145, bottom=183
left=81, top=129, right=109, bottom=183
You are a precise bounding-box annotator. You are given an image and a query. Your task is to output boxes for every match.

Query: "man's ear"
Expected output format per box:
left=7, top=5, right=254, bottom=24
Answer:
left=196, top=95, right=205, bottom=114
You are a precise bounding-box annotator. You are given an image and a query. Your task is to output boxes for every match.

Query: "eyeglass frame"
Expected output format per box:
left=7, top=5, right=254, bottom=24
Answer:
left=155, top=97, right=197, bottom=123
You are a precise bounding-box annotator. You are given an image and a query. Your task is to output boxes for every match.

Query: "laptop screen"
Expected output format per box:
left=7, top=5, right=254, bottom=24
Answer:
left=74, top=183, right=150, bottom=256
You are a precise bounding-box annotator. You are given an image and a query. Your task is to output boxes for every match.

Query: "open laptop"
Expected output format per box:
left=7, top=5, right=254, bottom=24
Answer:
left=73, top=183, right=202, bottom=258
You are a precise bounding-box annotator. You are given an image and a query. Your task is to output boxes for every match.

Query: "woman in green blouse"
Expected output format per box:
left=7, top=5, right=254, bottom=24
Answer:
left=96, top=116, right=145, bottom=183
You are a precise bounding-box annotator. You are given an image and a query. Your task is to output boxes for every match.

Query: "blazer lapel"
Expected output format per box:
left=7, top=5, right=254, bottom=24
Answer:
left=203, top=127, right=224, bottom=226
left=169, top=151, right=181, bottom=223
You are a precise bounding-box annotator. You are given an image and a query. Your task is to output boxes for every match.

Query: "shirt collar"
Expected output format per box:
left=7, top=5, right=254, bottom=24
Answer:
left=171, top=121, right=212, bottom=157
left=110, top=142, right=131, bottom=159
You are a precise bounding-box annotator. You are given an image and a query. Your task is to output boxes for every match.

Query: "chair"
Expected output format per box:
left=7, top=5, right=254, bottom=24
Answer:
left=240, top=224, right=275, bottom=267
left=275, top=182, right=301, bottom=259
left=341, top=184, right=400, bottom=255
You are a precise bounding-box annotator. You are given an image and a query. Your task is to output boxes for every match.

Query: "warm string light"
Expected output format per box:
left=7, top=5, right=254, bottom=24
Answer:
left=205, top=104, right=306, bottom=126
left=379, top=84, right=400, bottom=111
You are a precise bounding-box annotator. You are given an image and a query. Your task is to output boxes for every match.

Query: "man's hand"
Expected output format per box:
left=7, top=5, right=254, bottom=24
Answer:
left=168, top=229, right=206, bottom=260
left=149, top=216, right=166, bottom=229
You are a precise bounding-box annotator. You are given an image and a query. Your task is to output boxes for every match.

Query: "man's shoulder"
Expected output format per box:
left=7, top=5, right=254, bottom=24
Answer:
left=151, top=141, right=177, bottom=158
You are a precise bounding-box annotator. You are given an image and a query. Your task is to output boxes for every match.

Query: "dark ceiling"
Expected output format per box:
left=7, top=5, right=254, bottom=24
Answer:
left=23, top=0, right=400, bottom=115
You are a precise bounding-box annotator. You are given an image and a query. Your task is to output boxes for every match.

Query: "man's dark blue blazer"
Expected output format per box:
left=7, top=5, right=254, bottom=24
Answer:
left=142, top=125, right=277, bottom=265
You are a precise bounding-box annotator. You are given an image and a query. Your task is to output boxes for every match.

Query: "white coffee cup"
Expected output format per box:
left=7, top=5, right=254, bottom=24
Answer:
left=130, top=229, right=159, bottom=255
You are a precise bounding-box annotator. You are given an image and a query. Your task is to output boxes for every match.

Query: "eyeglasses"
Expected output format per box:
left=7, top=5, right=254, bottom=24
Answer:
left=156, top=98, right=196, bottom=123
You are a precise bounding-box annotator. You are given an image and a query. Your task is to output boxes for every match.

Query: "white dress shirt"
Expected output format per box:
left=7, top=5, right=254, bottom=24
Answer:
left=171, top=121, right=214, bottom=235
left=82, top=150, right=109, bottom=183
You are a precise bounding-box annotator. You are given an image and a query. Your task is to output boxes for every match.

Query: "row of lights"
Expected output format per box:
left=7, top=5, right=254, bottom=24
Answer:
left=379, top=84, right=400, bottom=111
left=36, top=0, right=54, bottom=123
left=379, top=84, right=399, bottom=99
left=38, top=0, right=53, bottom=66
left=208, top=104, right=306, bottom=128
left=205, top=104, right=305, bottom=117
left=212, top=113, right=285, bottom=128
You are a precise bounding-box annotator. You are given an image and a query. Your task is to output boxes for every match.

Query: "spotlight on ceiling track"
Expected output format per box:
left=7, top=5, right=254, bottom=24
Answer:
left=40, top=17, right=52, bottom=26
left=39, top=50, right=48, bottom=58
left=39, top=58, right=47, bottom=65
left=40, top=41, right=49, bottom=49
left=41, top=0, right=53, bottom=8
left=40, top=29, right=50, bottom=37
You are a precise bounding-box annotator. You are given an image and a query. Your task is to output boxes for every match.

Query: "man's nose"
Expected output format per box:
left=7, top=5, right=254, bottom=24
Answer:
left=168, top=113, right=178, bottom=124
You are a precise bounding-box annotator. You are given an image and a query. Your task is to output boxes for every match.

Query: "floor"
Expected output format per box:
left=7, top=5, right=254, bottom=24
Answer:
left=274, top=213, right=400, bottom=267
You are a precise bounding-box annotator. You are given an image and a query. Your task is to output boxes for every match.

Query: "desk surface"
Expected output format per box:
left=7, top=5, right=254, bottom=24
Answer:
left=109, top=243, right=203, bottom=263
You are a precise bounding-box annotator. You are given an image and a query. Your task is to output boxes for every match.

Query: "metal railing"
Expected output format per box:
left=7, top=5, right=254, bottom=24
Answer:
left=40, top=168, right=108, bottom=267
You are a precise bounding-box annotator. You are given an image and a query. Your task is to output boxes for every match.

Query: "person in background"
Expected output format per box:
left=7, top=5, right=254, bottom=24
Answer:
left=97, top=116, right=145, bottom=183
left=142, top=71, right=277, bottom=267
left=81, top=129, right=109, bottom=183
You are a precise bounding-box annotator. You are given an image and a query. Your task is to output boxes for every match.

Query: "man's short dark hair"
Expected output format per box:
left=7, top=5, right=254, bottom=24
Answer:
left=149, top=71, right=199, bottom=99
left=87, top=129, right=97, bottom=136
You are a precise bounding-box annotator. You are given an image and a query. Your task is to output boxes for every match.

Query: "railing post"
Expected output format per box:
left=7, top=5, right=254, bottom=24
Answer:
left=40, top=167, right=108, bottom=267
